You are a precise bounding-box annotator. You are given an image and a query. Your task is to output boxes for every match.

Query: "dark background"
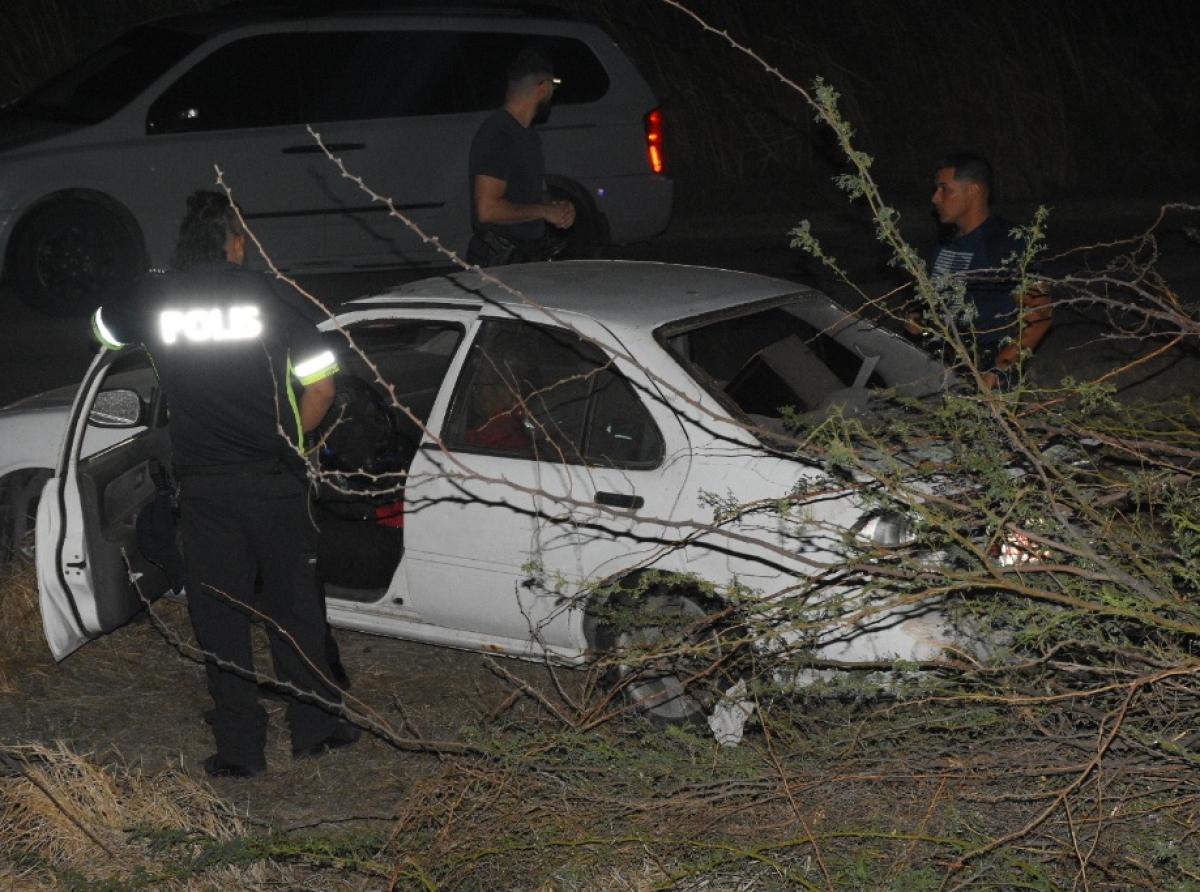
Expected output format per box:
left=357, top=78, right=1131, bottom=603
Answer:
left=3, top=0, right=1198, bottom=216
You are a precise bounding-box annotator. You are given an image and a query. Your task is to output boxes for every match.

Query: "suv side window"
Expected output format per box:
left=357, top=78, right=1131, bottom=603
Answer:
left=456, top=33, right=611, bottom=108
left=146, top=34, right=305, bottom=134
left=146, top=29, right=613, bottom=134
left=444, top=320, right=662, bottom=468
left=306, top=31, right=477, bottom=121
left=308, top=31, right=611, bottom=122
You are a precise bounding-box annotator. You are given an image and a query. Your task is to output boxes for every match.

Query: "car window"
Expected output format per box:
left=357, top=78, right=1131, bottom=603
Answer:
left=444, top=320, right=662, bottom=468
left=146, top=33, right=305, bottom=134
left=15, top=25, right=206, bottom=125
left=456, top=33, right=611, bottom=108
left=665, top=302, right=887, bottom=418
left=306, top=30, right=610, bottom=122
left=142, top=26, right=614, bottom=135
left=306, top=31, right=478, bottom=121
left=328, top=319, right=465, bottom=432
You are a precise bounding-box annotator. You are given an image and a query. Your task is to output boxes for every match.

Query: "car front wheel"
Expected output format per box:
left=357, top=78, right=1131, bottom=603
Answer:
left=10, top=198, right=145, bottom=317
left=593, top=587, right=733, bottom=726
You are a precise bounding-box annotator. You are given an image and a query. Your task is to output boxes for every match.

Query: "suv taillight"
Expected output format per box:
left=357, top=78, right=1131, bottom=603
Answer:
left=644, top=108, right=665, bottom=174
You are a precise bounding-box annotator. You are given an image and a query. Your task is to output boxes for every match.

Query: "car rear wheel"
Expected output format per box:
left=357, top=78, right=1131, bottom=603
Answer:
left=593, top=586, right=732, bottom=726
left=10, top=198, right=145, bottom=317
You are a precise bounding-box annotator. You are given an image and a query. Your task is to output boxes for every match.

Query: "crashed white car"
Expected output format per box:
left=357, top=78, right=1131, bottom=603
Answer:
left=1, top=261, right=963, bottom=729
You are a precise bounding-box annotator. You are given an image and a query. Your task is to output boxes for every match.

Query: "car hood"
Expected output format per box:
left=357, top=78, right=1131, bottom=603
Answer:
left=1, top=382, right=80, bottom=413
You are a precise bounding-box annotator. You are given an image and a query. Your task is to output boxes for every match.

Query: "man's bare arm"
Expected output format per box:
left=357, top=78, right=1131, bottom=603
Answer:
left=474, top=175, right=575, bottom=229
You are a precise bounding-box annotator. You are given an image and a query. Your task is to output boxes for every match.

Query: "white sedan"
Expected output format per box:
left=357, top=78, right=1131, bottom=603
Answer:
left=3, top=261, right=964, bottom=727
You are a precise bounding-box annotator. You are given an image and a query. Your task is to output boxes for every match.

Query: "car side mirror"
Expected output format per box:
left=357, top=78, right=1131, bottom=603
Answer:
left=89, top=388, right=143, bottom=427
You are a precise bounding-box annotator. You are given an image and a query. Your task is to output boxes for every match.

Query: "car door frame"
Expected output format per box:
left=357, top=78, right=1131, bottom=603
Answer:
left=37, top=347, right=174, bottom=660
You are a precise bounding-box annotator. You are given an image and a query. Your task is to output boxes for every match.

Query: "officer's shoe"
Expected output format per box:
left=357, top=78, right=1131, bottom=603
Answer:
left=203, top=754, right=266, bottom=779
left=292, top=720, right=362, bottom=759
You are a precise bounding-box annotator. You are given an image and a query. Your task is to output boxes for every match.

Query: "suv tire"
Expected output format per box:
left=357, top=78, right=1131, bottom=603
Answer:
left=11, top=198, right=144, bottom=317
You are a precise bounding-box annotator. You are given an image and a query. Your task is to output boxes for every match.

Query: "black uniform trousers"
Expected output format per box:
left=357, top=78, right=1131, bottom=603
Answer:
left=177, top=468, right=341, bottom=768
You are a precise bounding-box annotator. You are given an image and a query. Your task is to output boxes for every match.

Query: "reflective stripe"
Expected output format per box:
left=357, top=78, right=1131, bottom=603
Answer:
left=293, top=349, right=337, bottom=383
left=92, top=308, right=126, bottom=349
left=160, top=305, right=262, bottom=343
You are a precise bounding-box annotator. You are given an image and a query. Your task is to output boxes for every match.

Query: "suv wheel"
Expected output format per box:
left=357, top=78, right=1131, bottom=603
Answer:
left=545, top=179, right=607, bottom=260
left=10, top=198, right=144, bottom=317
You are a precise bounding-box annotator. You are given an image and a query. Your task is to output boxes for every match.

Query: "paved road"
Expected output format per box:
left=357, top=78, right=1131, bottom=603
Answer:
left=2, top=197, right=1195, bottom=408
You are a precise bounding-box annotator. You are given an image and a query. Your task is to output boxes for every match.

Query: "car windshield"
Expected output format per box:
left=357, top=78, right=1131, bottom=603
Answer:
left=662, top=298, right=886, bottom=429
left=11, top=25, right=205, bottom=124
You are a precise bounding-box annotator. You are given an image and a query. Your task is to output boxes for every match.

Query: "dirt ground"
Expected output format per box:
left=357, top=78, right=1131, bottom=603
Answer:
left=5, top=588, right=589, bottom=831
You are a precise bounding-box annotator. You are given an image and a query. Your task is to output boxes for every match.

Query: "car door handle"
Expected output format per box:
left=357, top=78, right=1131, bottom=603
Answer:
left=595, top=491, right=644, bottom=511
left=282, top=143, right=366, bottom=154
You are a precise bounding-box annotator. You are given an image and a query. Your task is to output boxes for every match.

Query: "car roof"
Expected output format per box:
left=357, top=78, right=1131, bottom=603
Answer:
left=349, top=261, right=812, bottom=330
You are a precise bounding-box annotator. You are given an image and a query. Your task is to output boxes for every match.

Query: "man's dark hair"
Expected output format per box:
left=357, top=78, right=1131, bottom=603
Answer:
left=506, top=46, right=554, bottom=87
left=938, top=151, right=994, bottom=196
left=171, top=190, right=244, bottom=270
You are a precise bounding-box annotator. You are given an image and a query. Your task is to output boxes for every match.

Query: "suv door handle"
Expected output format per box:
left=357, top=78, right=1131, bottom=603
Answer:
left=282, top=143, right=366, bottom=154
left=595, top=491, right=644, bottom=511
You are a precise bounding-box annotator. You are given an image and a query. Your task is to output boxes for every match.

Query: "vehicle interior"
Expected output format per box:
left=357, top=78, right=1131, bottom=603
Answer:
left=59, top=320, right=464, bottom=615
left=665, top=302, right=887, bottom=435
left=313, top=320, right=464, bottom=601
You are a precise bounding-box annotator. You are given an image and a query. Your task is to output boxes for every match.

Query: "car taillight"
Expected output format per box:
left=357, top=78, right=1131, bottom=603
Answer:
left=644, top=108, right=665, bottom=174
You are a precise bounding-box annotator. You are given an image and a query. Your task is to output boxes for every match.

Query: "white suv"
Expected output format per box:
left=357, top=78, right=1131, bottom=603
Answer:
left=0, top=7, right=672, bottom=314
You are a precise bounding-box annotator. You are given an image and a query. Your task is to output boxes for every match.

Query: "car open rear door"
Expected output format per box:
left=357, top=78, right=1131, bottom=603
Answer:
left=37, top=348, right=174, bottom=660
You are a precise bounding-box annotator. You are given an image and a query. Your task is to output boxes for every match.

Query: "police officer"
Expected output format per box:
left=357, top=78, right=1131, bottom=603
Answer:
left=92, top=190, right=359, bottom=778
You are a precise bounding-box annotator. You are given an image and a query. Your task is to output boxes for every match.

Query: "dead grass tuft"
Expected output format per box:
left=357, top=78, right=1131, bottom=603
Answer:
left=0, top=741, right=300, bottom=890
left=0, top=561, right=53, bottom=693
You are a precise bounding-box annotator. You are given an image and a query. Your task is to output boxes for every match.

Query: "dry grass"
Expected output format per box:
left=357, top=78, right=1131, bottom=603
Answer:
left=0, top=742, right=286, bottom=890
left=0, top=561, right=53, bottom=694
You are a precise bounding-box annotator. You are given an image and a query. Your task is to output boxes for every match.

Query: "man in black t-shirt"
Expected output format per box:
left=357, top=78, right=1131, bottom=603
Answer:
left=92, top=191, right=359, bottom=778
left=466, top=47, right=576, bottom=266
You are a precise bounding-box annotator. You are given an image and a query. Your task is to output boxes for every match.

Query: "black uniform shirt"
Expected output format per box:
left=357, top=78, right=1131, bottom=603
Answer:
left=92, top=262, right=337, bottom=468
left=468, top=107, right=546, bottom=243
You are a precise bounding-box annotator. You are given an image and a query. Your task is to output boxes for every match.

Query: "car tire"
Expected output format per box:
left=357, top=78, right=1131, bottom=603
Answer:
left=545, top=179, right=607, bottom=260
left=592, top=586, right=728, bottom=726
left=0, top=468, right=52, bottom=564
left=10, top=197, right=145, bottom=317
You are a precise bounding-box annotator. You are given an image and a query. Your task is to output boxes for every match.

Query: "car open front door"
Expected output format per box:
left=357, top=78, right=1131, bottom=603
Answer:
left=37, top=347, right=173, bottom=660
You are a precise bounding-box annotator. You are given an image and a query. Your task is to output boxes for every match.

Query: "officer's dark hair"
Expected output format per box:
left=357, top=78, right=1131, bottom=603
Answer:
left=172, top=190, right=245, bottom=270
left=937, top=151, right=994, bottom=199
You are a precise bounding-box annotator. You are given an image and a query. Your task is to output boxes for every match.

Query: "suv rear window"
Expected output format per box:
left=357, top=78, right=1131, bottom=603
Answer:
left=147, top=29, right=610, bottom=135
